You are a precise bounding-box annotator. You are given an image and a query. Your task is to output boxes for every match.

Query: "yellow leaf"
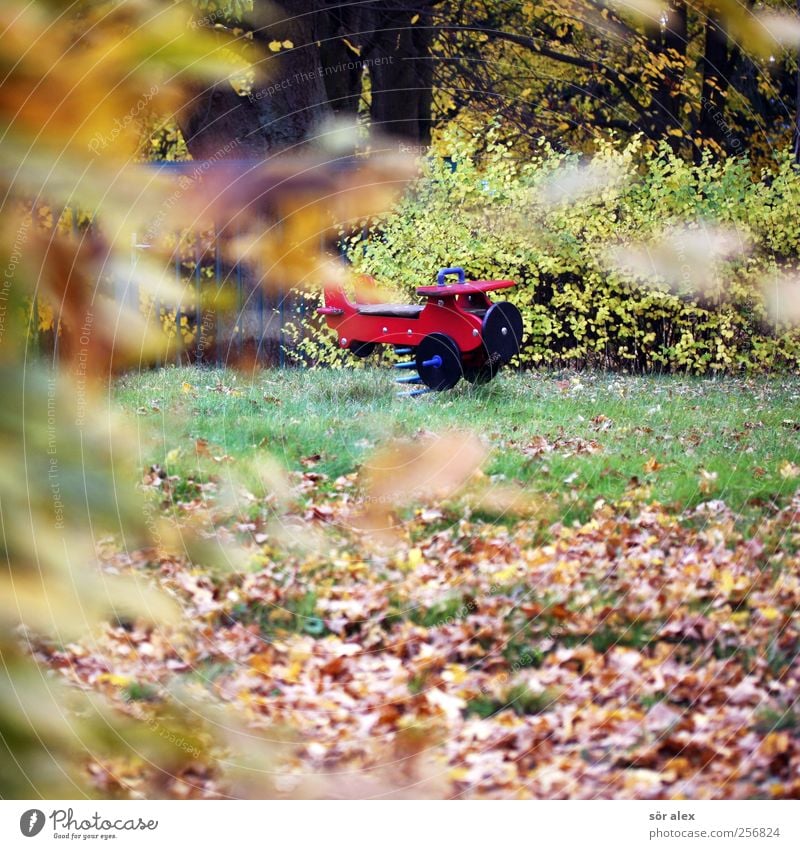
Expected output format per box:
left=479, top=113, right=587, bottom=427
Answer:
left=441, top=664, right=468, bottom=684
left=248, top=653, right=272, bottom=674
left=282, top=40, right=294, bottom=49
left=493, top=565, right=519, bottom=583
left=165, top=448, right=182, bottom=465
left=341, top=37, right=361, bottom=56
left=282, top=660, right=303, bottom=683
left=411, top=14, right=420, bottom=24
left=408, top=547, right=423, bottom=569
left=268, top=40, right=282, bottom=52
left=181, top=381, right=193, bottom=393
left=97, top=673, right=132, bottom=687
left=449, top=767, right=470, bottom=782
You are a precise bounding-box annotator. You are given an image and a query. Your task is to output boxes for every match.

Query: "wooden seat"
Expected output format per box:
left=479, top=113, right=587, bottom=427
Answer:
left=356, top=303, right=424, bottom=318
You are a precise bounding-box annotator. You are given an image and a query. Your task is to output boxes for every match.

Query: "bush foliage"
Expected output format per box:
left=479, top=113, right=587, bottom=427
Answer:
left=298, top=127, right=800, bottom=373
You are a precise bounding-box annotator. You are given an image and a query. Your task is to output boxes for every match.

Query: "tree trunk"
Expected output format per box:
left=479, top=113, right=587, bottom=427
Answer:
left=795, top=0, right=800, bottom=162
left=366, top=11, right=435, bottom=143
left=178, top=1, right=332, bottom=160
left=178, top=2, right=436, bottom=159
left=317, top=2, right=365, bottom=117
left=695, top=15, right=736, bottom=160
left=644, top=0, right=687, bottom=145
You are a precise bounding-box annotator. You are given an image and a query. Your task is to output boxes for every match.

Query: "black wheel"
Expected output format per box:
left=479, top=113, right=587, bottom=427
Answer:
left=482, top=301, right=523, bottom=363
left=415, top=333, right=462, bottom=391
left=463, top=352, right=502, bottom=384
left=350, top=340, right=376, bottom=358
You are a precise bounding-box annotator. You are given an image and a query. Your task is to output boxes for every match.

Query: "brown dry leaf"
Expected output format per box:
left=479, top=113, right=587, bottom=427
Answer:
left=591, top=414, right=613, bottom=431
left=357, top=431, right=487, bottom=534
left=698, top=468, right=719, bottom=494
left=43, top=477, right=800, bottom=799
left=778, top=460, right=800, bottom=480
left=643, top=457, right=663, bottom=473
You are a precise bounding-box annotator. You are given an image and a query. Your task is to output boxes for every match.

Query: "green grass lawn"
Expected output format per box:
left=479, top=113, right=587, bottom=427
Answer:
left=88, top=366, right=800, bottom=798
left=117, top=366, right=800, bottom=527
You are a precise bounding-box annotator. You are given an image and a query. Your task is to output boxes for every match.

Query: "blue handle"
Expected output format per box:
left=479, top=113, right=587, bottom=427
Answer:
left=437, top=267, right=466, bottom=286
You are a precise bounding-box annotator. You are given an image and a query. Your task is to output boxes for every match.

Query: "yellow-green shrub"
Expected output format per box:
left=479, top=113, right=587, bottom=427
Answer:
left=295, top=126, right=800, bottom=373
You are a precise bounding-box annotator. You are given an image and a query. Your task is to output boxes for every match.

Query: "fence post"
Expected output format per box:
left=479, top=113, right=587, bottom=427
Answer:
left=236, top=243, right=243, bottom=357
left=256, top=281, right=265, bottom=363
left=194, top=234, right=202, bottom=364
left=174, top=237, right=181, bottom=365
left=279, top=294, right=285, bottom=368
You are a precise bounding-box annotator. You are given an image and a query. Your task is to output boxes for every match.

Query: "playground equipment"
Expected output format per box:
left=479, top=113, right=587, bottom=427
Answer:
left=318, top=267, right=523, bottom=396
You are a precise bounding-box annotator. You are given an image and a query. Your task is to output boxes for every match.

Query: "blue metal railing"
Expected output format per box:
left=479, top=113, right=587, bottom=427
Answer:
left=131, top=227, right=304, bottom=367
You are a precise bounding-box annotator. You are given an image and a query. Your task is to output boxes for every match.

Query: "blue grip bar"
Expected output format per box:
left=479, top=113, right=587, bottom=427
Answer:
left=436, top=267, right=466, bottom=286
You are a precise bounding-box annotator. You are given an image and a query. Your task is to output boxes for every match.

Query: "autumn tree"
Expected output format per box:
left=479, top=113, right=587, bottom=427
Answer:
left=175, top=0, right=797, bottom=164
left=179, top=0, right=437, bottom=159
left=427, top=0, right=797, bottom=162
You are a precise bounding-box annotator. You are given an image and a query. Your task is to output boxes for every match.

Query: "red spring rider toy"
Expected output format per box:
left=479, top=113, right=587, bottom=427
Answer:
left=318, top=267, right=524, bottom=395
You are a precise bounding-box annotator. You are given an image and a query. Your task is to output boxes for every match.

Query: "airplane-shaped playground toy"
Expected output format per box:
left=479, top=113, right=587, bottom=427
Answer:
left=318, top=267, right=524, bottom=396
